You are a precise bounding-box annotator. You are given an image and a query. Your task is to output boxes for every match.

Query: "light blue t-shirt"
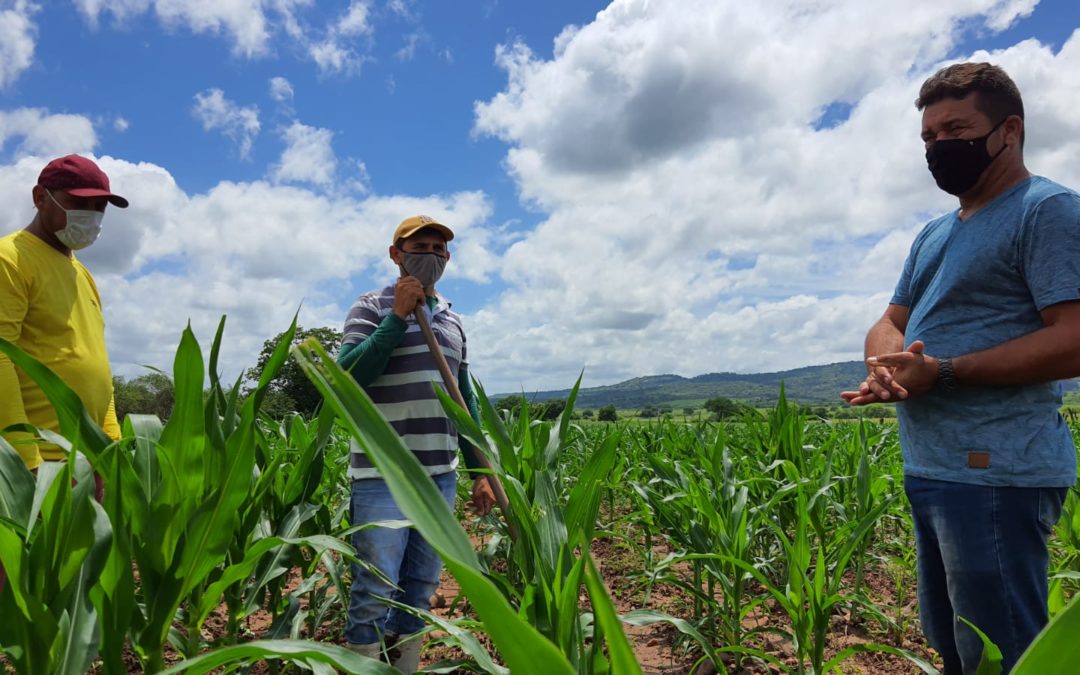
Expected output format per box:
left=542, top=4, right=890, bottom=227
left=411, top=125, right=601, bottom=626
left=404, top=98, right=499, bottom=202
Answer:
left=892, top=176, right=1079, bottom=488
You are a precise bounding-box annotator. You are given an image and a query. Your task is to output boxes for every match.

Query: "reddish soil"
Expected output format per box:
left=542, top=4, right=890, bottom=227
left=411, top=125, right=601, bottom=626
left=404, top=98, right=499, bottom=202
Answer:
left=70, top=512, right=938, bottom=673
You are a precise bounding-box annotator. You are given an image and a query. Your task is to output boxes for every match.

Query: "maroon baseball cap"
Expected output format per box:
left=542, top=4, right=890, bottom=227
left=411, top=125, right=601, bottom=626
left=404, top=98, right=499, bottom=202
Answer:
left=38, top=155, right=129, bottom=208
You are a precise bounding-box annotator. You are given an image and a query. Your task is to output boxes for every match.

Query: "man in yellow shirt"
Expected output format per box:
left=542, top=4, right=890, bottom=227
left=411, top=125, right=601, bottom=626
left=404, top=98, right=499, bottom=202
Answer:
left=0, top=155, right=129, bottom=470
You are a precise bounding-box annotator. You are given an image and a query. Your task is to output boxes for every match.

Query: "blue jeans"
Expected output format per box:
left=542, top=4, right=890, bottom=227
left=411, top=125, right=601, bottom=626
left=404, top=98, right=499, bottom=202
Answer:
left=905, top=476, right=1067, bottom=674
left=345, top=471, right=457, bottom=645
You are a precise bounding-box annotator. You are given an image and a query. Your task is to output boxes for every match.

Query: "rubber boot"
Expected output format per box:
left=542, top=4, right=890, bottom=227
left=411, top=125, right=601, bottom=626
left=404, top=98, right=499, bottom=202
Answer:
left=345, top=641, right=382, bottom=660
left=390, top=635, right=423, bottom=673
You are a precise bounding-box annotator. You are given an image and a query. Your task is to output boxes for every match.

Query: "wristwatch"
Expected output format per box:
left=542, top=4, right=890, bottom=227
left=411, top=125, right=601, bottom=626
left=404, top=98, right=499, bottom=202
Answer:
left=936, top=357, right=958, bottom=392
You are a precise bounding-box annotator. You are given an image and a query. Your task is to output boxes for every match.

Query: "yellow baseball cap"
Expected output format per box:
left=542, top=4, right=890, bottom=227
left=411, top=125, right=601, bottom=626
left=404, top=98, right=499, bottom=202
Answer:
left=393, top=215, right=454, bottom=244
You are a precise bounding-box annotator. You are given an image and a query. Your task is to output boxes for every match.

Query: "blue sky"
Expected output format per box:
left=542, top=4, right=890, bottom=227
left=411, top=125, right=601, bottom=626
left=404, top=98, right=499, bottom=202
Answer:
left=2, top=1, right=1080, bottom=393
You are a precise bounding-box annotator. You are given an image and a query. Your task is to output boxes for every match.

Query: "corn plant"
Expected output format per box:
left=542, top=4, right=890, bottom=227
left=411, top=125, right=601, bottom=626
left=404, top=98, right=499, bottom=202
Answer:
left=0, top=322, right=386, bottom=674
left=293, top=338, right=641, bottom=675
left=1049, top=486, right=1080, bottom=615
left=0, top=442, right=111, bottom=675
left=631, top=441, right=770, bottom=669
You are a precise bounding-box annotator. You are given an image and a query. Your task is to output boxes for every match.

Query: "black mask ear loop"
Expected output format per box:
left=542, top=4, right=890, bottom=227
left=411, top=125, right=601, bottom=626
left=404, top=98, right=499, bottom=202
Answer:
left=984, top=116, right=1010, bottom=161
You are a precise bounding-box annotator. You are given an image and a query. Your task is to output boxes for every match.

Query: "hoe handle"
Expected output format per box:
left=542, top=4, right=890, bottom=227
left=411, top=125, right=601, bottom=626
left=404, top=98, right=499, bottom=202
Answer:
left=413, top=305, right=517, bottom=539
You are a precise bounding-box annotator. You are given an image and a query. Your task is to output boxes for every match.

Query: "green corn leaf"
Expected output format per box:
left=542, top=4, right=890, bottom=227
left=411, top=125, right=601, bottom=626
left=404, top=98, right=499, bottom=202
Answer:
left=158, top=639, right=397, bottom=674
left=51, top=498, right=111, bottom=675
left=620, top=610, right=718, bottom=669
left=583, top=551, right=642, bottom=675
left=0, top=338, right=112, bottom=465
left=474, top=380, right=519, bottom=476
left=564, top=429, right=619, bottom=540
left=0, top=439, right=34, bottom=531
left=293, top=338, right=575, bottom=675
left=383, top=598, right=510, bottom=675
left=158, top=326, right=207, bottom=513
left=822, top=642, right=939, bottom=674
left=958, top=617, right=1003, bottom=675
left=1013, top=593, right=1080, bottom=674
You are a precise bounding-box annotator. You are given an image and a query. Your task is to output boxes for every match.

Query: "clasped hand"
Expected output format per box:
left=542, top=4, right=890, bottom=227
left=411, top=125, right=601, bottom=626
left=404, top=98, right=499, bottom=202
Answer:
left=840, top=340, right=940, bottom=406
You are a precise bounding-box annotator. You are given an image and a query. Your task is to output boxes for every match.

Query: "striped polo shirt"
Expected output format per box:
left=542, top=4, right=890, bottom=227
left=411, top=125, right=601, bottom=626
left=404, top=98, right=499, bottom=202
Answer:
left=342, top=285, right=467, bottom=480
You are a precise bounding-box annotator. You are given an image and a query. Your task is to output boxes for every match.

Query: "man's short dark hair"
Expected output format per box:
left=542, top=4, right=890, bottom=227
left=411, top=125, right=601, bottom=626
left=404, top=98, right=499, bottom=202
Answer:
left=394, top=226, right=447, bottom=250
left=916, top=62, right=1025, bottom=143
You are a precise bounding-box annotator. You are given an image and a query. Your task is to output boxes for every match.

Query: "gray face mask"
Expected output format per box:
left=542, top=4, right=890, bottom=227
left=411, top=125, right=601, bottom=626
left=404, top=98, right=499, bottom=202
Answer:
left=402, top=252, right=448, bottom=287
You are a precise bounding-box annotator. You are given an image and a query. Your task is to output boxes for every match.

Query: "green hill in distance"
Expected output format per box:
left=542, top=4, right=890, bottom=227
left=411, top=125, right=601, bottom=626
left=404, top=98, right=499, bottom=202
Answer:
left=496, top=361, right=1080, bottom=409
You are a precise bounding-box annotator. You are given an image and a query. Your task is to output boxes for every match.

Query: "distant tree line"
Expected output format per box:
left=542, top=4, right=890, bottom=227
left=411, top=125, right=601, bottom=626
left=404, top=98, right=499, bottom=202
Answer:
left=494, top=394, right=567, bottom=421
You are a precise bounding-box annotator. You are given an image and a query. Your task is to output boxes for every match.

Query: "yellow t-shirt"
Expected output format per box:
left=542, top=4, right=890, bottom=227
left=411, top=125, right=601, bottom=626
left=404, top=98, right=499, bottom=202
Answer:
left=0, top=230, right=121, bottom=468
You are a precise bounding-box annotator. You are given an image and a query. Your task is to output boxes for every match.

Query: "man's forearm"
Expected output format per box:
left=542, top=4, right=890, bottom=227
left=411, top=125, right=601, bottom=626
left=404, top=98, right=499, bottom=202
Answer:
left=865, top=318, right=905, bottom=363
left=337, top=314, right=407, bottom=387
left=954, top=321, right=1080, bottom=386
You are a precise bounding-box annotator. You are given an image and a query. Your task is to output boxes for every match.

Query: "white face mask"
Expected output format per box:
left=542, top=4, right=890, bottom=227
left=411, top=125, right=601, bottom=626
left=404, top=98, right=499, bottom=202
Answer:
left=46, top=189, right=104, bottom=250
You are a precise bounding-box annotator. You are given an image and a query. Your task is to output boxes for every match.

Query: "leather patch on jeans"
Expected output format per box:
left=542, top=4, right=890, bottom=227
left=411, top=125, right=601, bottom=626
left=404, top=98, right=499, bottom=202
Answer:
left=967, top=451, right=991, bottom=469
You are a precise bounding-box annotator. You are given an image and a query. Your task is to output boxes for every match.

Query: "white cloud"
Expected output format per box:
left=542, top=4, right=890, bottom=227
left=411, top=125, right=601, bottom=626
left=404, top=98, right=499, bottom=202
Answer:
left=337, top=0, right=372, bottom=36
left=307, top=1, right=374, bottom=76
left=72, top=0, right=151, bottom=26
left=154, top=0, right=270, bottom=57
left=395, top=30, right=428, bottom=62
left=0, top=0, right=37, bottom=89
left=114, top=116, right=130, bottom=132
left=72, top=0, right=376, bottom=71
left=269, top=76, right=294, bottom=102
left=0, top=152, right=495, bottom=384
left=465, top=0, right=1080, bottom=391
left=191, top=88, right=260, bottom=159
left=0, top=108, right=98, bottom=157
left=271, top=121, right=337, bottom=188
left=387, top=0, right=416, bottom=21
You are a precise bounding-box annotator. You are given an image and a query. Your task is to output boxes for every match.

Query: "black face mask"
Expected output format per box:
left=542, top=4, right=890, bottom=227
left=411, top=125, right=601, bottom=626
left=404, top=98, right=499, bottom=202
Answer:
left=925, top=118, right=1008, bottom=196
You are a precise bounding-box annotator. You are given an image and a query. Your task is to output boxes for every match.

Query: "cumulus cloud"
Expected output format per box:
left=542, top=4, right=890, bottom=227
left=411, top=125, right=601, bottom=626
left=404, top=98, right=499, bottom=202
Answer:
left=191, top=88, right=260, bottom=159
left=271, top=121, right=337, bottom=188
left=0, top=0, right=37, bottom=89
left=0, top=108, right=98, bottom=157
left=307, top=1, right=374, bottom=76
left=114, top=116, right=130, bottom=132
left=0, top=151, right=495, bottom=382
left=72, top=0, right=376, bottom=71
left=465, top=0, right=1080, bottom=391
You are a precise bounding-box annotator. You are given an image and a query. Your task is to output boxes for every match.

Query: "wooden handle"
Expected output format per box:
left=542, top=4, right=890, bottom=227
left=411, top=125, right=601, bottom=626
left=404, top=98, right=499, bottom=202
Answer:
left=413, top=304, right=517, bottom=539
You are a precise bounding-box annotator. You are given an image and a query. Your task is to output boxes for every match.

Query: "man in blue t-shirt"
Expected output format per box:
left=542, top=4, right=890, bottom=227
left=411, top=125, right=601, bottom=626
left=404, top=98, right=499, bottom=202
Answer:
left=842, top=62, right=1079, bottom=674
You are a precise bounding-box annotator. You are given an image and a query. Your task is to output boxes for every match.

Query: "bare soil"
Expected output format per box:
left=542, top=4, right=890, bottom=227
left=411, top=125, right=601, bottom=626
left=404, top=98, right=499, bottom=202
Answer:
left=85, top=513, right=936, bottom=673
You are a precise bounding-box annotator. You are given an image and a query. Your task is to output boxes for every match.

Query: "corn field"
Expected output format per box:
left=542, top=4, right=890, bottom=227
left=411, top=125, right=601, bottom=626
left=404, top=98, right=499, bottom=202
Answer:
left=1, top=321, right=1079, bottom=674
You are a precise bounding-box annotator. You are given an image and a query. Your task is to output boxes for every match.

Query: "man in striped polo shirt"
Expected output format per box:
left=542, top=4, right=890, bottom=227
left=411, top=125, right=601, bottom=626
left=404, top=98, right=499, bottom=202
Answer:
left=337, top=215, right=494, bottom=669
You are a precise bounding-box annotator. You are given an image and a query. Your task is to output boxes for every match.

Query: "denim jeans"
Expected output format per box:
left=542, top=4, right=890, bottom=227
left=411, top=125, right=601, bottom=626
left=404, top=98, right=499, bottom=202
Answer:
left=345, top=471, right=457, bottom=645
left=905, top=476, right=1068, bottom=674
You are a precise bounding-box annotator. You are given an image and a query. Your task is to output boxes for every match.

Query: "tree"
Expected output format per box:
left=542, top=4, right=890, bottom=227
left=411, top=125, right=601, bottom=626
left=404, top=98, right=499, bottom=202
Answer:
left=704, top=396, right=741, bottom=420
left=597, top=404, right=618, bottom=422
left=581, top=409, right=594, bottom=419
left=113, top=372, right=175, bottom=422
left=683, top=407, right=695, bottom=417
left=540, top=399, right=566, bottom=421
left=496, top=394, right=529, bottom=413
left=245, top=326, right=342, bottom=418
left=639, top=405, right=658, bottom=418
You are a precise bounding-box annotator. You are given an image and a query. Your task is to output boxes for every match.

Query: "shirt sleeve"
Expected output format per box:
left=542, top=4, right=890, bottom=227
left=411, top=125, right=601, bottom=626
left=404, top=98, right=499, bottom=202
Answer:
left=342, top=295, right=383, bottom=345
left=0, top=254, right=41, bottom=468
left=1019, top=192, right=1080, bottom=311
left=337, top=313, right=408, bottom=387
left=890, top=234, right=920, bottom=307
